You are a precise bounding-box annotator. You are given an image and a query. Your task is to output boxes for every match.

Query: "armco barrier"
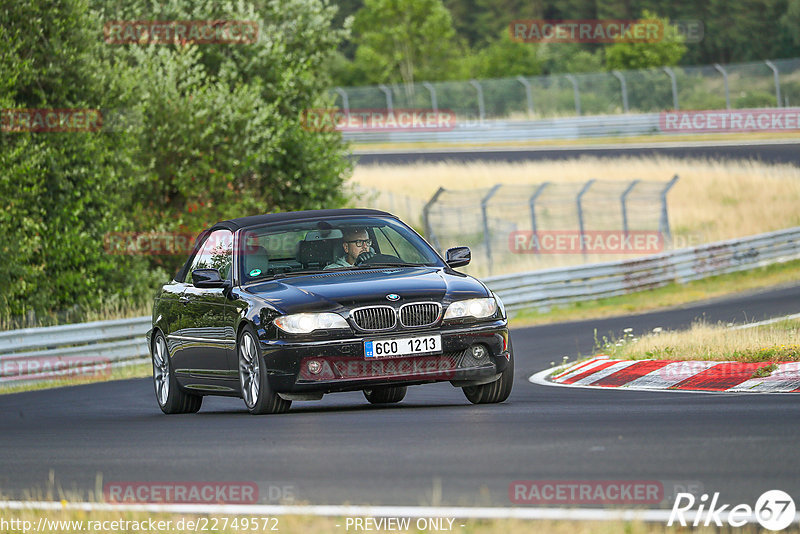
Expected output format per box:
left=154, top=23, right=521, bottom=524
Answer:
left=0, top=227, right=797, bottom=379
left=485, top=226, right=800, bottom=311
left=0, top=317, right=151, bottom=382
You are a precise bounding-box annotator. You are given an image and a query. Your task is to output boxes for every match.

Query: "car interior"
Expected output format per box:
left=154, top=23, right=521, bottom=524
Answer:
left=240, top=227, right=389, bottom=281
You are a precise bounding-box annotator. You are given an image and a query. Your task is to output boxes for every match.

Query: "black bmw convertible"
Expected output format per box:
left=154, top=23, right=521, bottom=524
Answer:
left=147, top=209, right=513, bottom=415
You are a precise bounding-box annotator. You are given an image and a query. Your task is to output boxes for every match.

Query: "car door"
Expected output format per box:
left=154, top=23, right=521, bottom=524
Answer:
left=170, top=229, right=237, bottom=387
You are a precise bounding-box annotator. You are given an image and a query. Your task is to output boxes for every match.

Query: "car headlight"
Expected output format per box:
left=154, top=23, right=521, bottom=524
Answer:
left=443, top=298, right=498, bottom=320
left=273, top=313, right=349, bottom=333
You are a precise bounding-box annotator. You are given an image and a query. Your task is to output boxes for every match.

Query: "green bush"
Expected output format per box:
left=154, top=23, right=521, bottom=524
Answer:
left=0, top=0, right=351, bottom=325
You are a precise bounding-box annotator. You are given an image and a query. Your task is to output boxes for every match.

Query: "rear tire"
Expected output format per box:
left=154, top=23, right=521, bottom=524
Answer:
left=238, top=325, right=291, bottom=415
left=462, top=340, right=514, bottom=404
left=364, top=385, right=407, bottom=404
left=152, top=331, right=202, bottom=414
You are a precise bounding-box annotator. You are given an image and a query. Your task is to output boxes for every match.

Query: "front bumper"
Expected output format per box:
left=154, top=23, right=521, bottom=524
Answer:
left=258, top=320, right=509, bottom=394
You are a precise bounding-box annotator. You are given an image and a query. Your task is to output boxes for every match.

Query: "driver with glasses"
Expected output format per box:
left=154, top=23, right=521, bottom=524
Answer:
left=325, top=227, right=376, bottom=269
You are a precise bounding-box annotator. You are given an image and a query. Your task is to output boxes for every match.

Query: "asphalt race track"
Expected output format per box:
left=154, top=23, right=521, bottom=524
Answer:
left=353, top=140, right=800, bottom=166
left=2, top=283, right=800, bottom=508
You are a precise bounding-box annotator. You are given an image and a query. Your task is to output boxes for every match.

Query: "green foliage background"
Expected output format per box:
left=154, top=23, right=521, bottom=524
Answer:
left=0, top=0, right=351, bottom=324
left=330, top=0, right=800, bottom=85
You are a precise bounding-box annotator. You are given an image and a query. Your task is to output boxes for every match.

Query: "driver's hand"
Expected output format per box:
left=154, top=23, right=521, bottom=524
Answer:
left=355, top=250, right=376, bottom=265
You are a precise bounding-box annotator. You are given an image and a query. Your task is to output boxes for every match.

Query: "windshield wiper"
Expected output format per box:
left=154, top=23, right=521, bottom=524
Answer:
left=269, top=270, right=331, bottom=279
left=352, top=262, right=427, bottom=268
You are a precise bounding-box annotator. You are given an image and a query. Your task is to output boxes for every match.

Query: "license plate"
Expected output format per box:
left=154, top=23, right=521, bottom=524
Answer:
left=364, top=334, right=442, bottom=359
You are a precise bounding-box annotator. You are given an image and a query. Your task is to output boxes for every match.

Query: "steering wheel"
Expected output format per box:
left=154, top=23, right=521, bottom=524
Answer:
left=355, top=252, right=402, bottom=266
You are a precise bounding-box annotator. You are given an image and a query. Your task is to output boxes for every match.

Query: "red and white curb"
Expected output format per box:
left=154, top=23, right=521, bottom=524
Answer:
left=531, top=356, right=800, bottom=393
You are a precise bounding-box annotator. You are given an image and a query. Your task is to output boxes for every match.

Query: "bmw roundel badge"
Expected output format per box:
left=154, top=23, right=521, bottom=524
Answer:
left=386, top=293, right=400, bottom=301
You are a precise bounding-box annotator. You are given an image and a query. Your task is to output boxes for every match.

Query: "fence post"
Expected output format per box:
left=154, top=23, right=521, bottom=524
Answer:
left=422, top=82, right=438, bottom=114
left=528, top=182, right=550, bottom=254
left=378, top=84, right=394, bottom=113
left=565, top=74, right=581, bottom=115
left=611, top=70, right=629, bottom=113
left=663, top=67, right=679, bottom=110
left=576, top=179, right=595, bottom=258
left=620, top=179, right=640, bottom=236
left=470, top=79, right=485, bottom=123
left=659, top=175, right=679, bottom=247
left=481, top=184, right=502, bottom=274
left=713, top=63, right=730, bottom=109
left=422, top=187, right=446, bottom=251
left=334, top=87, right=350, bottom=116
left=516, top=76, right=534, bottom=115
left=765, top=60, right=782, bottom=107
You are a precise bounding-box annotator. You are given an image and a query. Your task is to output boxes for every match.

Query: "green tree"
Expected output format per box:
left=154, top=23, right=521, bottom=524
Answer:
left=351, top=0, right=460, bottom=86
left=605, top=10, right=687, bottom=70
left=0, top=0, right=159, bottom=321
left=0, top=0, right=352, bottom=321
left=466, top=29, right=542, bottom=78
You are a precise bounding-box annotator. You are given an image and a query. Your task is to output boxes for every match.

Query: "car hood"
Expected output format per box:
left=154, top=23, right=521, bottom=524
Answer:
left=243, top=266, right=489, bottom=314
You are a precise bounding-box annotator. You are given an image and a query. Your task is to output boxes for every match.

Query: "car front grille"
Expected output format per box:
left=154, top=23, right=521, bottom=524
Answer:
left=351, top=306, right=397, bottom=331
left=400, top=303, right=441, bottom=328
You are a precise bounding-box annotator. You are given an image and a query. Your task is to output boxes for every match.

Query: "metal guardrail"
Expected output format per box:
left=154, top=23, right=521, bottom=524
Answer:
left=1, top=226, right=797, bottom=381
left=0, top=317, right=151, bottom=382
left=485, top=226, right=800, bottom=311
left=342, top=113, right=664, bottom=144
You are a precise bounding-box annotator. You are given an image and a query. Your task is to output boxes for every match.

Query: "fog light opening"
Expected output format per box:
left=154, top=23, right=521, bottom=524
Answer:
left=308, top=360, right=322, bottom=375
left=471, top=344, right=488, bottom=359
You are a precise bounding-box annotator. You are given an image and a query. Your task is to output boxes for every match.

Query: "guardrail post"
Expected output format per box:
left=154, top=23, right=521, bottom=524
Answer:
left=576, top=179, right=595, bottom=258
left=516, top=76, right=534, bottom=116
left=663, top=67, right=679, bottom=110
left=565, top=74, right=581, bottom=115
left=620, top=179, right=640, bottom=236
left=765, top=60, right=782, bottom=107
left=422, top=187, right=446, bottom=251
left=713, top=63, right=731, bottom=109
left=611, top=70, right=629, bottom=113
left=528, top=182, right=550, bottom=254
left=481, top=184, right=502, bottom=274
left=334, top=87, right=350, bottom=116
left=422, top=82, right=438, bottom=114
left=469, top=79, right=485, bottom=123
left=378, top=84, right=394, bottom=113
left=660, top=175, right=679, bottom=247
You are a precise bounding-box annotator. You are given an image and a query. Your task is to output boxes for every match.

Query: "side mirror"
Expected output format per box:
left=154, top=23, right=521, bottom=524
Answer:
left=445, top=246, right=471, bottom=268
left=193, top=268, right=228, bottom=288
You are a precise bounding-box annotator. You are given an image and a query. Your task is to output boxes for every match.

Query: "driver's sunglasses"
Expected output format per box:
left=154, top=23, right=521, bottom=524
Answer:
left=345, top=239, right=372, bottom=247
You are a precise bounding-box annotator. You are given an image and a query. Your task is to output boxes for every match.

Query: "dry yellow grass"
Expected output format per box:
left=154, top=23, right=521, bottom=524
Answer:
left=600, top=319, right=800, bottom=362
left=351, top=156, right=800, bottom=245
left=0, top=508, right=784, bottom=534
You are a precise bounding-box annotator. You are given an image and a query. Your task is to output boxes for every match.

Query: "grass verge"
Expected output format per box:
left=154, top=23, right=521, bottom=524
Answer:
left=0, top=361, right=151, bottom=396
left=351, top=130, right=800, bottom=152
left=0, top=508, right=793, bottom=534
left=597, top=318, right=799, bottom=364
left=509, top=258, right=800, bottom=327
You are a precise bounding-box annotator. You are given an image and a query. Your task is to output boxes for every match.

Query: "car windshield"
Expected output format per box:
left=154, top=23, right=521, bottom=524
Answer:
left=238, top=216, right=443, bottom=282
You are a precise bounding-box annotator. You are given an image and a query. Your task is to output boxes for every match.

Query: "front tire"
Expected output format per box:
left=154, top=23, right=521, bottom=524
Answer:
left=152, top=331, right=202, bottom=414
left=238, top=326, right=291, bottom=415
left=463, top=341, right=514, bottom=404
left=364, top=385, right=407, bottom=404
